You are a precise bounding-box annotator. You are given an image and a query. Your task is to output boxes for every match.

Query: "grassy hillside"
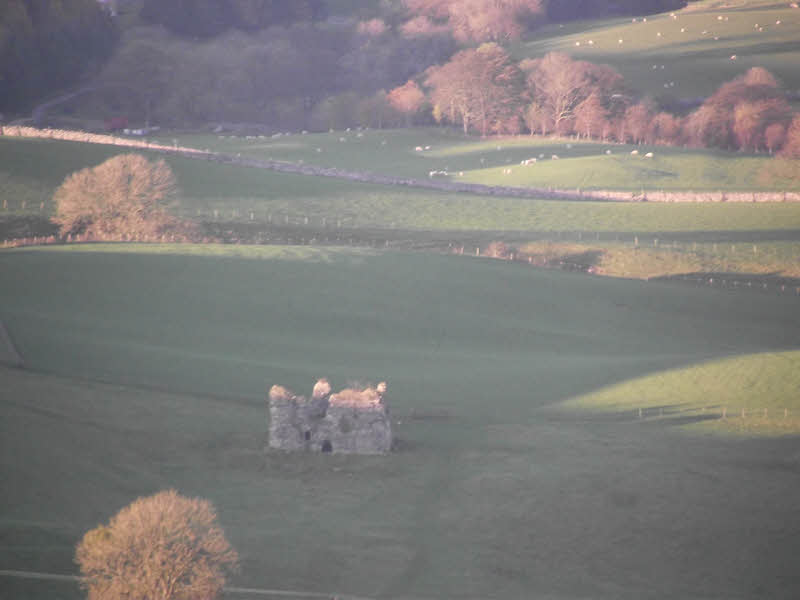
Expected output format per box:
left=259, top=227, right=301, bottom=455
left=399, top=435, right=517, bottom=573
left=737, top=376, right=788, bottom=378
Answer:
left=156, top=128, right=800, bottom=192
left=515, top=0, right=800, bottom=100
left=518, top=239, right=800, bottom=281
left=563, top=351, right=800, bottom=436
left=2, top=245, right=800, bottom=599
left=4, top=137, right=800, bottom=238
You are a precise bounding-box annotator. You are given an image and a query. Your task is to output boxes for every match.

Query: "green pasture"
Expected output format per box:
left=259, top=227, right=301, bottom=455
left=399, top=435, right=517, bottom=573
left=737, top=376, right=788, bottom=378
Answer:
left=515, top=0, right=800, bottom=100
left=1, top=246, right=800, bottom=599
left=518, top=239, right=800, bottom=281
left=4, top=137, right=800, bottom=237
left=563, top=351, right=800, bottom=436
left=155, top=128, right=799, bottom=192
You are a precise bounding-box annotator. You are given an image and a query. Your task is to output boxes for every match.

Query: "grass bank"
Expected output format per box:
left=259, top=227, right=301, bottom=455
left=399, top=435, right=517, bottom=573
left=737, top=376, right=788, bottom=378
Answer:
left=2, top=246, right=800, bottom=600
left=561, top=351, right=800, bottom=437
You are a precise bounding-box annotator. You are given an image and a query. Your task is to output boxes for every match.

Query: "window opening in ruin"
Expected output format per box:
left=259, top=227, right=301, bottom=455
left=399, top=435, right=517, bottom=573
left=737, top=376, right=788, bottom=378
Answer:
left=321, top=440, right=333, bottom=453
left=304, top=431, right=311, bottom=441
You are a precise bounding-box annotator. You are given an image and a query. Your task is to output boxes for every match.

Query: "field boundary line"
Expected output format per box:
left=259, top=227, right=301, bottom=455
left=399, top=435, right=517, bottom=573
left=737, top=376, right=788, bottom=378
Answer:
left=0, top=569, right=376, bottom=600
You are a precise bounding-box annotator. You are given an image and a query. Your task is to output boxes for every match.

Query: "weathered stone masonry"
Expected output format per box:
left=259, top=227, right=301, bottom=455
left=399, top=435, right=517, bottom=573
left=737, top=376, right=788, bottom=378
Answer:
left=268, top=379, right=392, bottom=454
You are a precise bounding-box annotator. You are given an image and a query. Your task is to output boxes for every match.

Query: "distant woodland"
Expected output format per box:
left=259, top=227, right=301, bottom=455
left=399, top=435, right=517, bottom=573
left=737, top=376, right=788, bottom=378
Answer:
left=0, top=0, right=118, bottom=111
left=4, top=0, right=797, bottom=157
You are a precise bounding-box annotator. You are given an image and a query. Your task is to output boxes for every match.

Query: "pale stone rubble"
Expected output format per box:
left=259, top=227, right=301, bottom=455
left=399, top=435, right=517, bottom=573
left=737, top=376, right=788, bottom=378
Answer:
left=268, top=379, right=392, bottom=454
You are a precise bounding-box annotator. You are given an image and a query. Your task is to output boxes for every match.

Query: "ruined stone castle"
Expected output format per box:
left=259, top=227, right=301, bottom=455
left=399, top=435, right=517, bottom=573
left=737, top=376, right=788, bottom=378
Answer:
left=268, top=379, right=392, bottom=454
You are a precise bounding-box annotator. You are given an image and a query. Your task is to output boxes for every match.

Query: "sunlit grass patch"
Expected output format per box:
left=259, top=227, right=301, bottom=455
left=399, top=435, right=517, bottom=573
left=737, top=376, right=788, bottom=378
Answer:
left=11, top=242, right=377, bottom=263
left=562, top=351, right=800, bottom=436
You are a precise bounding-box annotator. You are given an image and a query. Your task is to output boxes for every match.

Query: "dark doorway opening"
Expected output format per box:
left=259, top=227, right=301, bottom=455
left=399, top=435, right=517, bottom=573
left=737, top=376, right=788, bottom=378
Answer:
left=321, top=440, right=333, bottom=453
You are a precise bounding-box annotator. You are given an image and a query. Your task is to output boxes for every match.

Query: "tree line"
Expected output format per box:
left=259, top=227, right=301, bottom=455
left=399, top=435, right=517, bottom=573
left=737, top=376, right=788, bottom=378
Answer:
left=386, top=45, right=800, bottom=157
left=0, top=0, right=118, bottom=113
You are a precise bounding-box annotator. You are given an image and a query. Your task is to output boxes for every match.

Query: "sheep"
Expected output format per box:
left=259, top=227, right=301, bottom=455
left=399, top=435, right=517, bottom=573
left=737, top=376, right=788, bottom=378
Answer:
left=680, top=27, right=686, bottom=32
left=730, top=55, right=737, bottom=60
left=415, top=146, right=423, bottom=152
left=551, top=154, right=559, bottom=160
left=575, top=41, right=581, bottom=46
left=605, top=149, right=612, bottom=155
left=424, top=145, right=431, bottom=150
left=521, top=158, right=537, bottom=165
left=776, top=20, right=781, bottom=25
left=630, top=149, right=639, bottom=155
left=619, top=39, right=624, bottom=44
left=644, top=152, right=654, bottom=158
left=588, top=40, right=594, bottom=45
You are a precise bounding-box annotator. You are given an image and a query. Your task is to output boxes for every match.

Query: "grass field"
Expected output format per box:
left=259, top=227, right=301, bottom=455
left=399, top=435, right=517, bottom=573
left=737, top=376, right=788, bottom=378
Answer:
left=4, top=137, right=800, bottom=243
left=563, top=351, right=800, bottom=436
left=517, top=239, right=800, bottom=281
left=2, top=245, right=800, bottom=599
left=515, top=0, right=800, bottom=100
left=154, top=128, right=800, bottom=192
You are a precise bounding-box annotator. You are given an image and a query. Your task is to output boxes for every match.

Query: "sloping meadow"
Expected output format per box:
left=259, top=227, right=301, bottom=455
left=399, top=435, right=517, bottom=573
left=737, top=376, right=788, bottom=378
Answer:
left=2, top=245, right=800, bottom=599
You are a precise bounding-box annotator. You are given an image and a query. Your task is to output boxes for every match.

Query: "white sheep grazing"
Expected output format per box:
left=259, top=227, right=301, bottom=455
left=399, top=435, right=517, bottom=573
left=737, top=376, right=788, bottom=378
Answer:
left=415, top=146, right=423, bottom=152
left=605, top=149, right=612, bottom=155
left=424, top=145, right=431, bottom=150
left=644, top=152, right=654, bottom=158
left=551, top=154, right=559, bottom=160
left=730, top=55, right=737, bottom=60
left=630, top=150, right=639, bottom=155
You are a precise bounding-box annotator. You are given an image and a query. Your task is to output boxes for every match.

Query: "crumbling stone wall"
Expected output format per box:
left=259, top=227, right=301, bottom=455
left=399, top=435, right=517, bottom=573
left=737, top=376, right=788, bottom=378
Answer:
left=268, top=379, right=392, bottom=454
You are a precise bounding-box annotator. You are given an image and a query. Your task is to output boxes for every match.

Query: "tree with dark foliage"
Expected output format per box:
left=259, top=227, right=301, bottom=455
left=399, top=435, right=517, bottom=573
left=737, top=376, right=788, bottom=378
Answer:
left=0, top=0, right=118, bottom=112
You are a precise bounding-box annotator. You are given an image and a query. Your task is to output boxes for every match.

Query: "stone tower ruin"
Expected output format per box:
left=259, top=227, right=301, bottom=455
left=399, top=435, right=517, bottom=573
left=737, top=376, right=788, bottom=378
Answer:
left=268, top=379, right=392, bottom=454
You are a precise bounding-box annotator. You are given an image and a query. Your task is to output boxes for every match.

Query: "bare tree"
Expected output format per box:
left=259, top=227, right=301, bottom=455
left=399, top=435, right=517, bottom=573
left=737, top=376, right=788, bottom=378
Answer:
left=779, top=115, right=800, bottom=158
left=53, top=154, right=196, bottom=241
left=76, top=490, right=238, bottom=600
left=425, top=43, right=523, bottom=136
left=521, top=52, right=622, bottom=137
left=574, top=92, right=608, bottom=139
left=764, top=122, right=786, bottom=155
left=387, top=80, right=427, bottom=126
